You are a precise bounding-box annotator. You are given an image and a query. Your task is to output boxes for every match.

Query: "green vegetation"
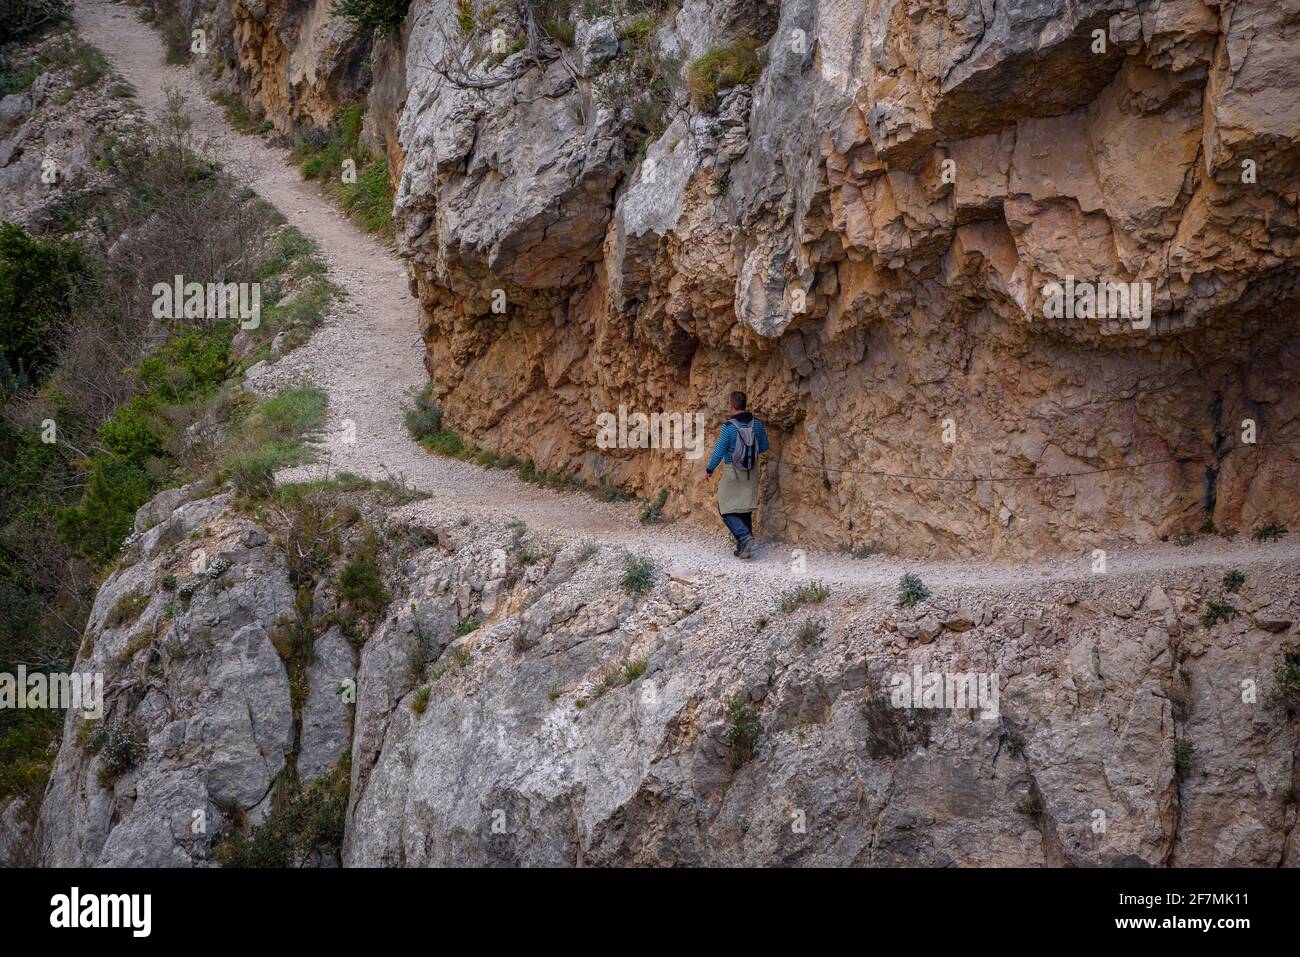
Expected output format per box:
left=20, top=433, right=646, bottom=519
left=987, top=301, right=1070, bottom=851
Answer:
left=210, top=90, right=273, bottom=136
left=454, top=616, right=480, bottom=637
left=1251, top=522, right=1288, bottom=543
left=1222, top=569, right=1245, bottom=593
left=293, top=104, right=395, bottom=238
left=897, top=573, right=931, bottom=609
left=590, top=2, right=682, bottom=161
left=725, top=695, right=760, bottom=769
left=215, top=758, right=350, bottom=867
left=86, top=717, right=145, bottom=787
left=1200, top=599, right=1235, bottom=628
left=686, top=38, right=764, bottom=112
left=339, top=558, right=389, bottom=618
left=137, top=0, right=194, bottom=65
left=104, top=591, right=149, bottom=629
left=0, top=86, right=331, bottom=811
left=410, top=685, right=431, bottom=714
left=778, top=579, right=829, bottom=613
left=0, top=222, right=90, bottom=383
left=1275, top=652, right=1300, bottom=710
left=639, top=488, right=668, bottom=524
left=1016, top=794, right=1045, bottom=821
left=223, top=387, right=328, bottom=498
left=621, top=553, right=655, bottom=596
left=330, top=0, right=412, bottom=33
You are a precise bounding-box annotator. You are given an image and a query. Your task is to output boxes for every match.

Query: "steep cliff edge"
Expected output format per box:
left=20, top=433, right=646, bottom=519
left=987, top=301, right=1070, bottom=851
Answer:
left=33, top=483, right=1300, bottom=866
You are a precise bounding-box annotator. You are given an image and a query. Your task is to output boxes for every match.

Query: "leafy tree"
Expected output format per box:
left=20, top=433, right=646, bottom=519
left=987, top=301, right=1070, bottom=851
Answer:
left=0, top=222, right=90, bottom=385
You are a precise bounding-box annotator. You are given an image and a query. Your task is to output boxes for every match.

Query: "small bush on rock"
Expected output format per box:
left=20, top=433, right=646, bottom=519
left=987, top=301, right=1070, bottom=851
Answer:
left=897, top=573, right=930, bottom=609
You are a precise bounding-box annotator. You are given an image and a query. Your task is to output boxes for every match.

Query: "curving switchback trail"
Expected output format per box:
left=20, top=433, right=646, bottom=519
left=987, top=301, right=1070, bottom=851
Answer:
left=74, top=0, right=1300, bottom=600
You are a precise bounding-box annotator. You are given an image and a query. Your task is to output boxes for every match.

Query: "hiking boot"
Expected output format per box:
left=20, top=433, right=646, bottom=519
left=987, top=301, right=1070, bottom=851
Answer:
left=739, top=536, right=756, bottom=559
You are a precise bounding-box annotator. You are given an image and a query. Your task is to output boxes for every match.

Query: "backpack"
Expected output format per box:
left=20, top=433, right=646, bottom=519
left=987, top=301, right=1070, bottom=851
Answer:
left=729, top=417, right=756, bottom=471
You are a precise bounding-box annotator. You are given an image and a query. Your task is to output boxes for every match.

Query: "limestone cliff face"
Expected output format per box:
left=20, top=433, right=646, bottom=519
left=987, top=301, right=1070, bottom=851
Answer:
left=30, top=487, right=1300, bottom=866
left=218, top=0, right=1300, bottom=559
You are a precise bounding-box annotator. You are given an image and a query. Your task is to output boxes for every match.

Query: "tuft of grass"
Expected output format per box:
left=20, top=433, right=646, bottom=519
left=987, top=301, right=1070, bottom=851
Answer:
left=1222, top=569, right=1245, bottom=593
left=796, top=618, right=824, bottom=646
left=1016, top=794, right=1045, bottom=820
left=454, top=616, right=480, bottom=637
left=1252, top=522, right=1288, bottom=543
left=686, top=38, right=765, bottom=112
left=621, top=553, right=655, bottom=596
left=639, top=488, right=668, bottom=525
left=778, top=579, right=829, bottom=613
left=1275, top=652, right=1300, bottom=709
left=105, top=591, right=149, bottom=629
left=410, top=685, right=431, bottom=714
left=1200, top=599, right=1235, bottom=629
left=725, top=695, right=760, bottom=769
left=339, top=559, right=388, bottom=619
left=897, top=573, right=930, bottom=609
left=223, top=387, right=328, bottom=498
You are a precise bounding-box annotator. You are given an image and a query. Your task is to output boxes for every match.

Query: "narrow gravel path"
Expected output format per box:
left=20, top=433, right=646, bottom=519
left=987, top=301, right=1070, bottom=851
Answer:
left=75, top=0, right=1300, bottom=598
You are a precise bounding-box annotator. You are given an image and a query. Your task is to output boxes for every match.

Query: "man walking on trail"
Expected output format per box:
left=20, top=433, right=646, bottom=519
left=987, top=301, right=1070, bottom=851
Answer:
left=706, top=390, right=769, bottom=558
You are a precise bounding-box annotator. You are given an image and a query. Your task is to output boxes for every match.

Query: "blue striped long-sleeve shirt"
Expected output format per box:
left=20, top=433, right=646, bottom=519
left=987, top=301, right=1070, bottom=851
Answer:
left=706, top=415, right=769, bottom=473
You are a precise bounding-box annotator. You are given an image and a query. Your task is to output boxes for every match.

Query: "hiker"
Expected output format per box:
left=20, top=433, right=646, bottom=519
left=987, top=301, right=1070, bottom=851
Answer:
left=705, top=390, right=769, bottom=558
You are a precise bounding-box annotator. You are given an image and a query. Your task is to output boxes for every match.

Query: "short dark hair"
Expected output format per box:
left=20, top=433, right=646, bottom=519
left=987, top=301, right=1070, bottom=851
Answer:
left=729, top=390, right=747, bottom=410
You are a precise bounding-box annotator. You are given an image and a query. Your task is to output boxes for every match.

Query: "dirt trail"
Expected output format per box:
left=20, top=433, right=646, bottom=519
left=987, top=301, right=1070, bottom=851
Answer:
left=75, top=0, right=1300, bottom=597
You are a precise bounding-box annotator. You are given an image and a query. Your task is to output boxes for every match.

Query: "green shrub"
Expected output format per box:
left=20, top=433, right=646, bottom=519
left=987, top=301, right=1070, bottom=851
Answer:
left=796, top=618, right=824, bottom=645
left=1200, top=599, right=1235, bottom=628
left=1222, top=569, right=1245, bottom=593
left=454, top=616, right=480, bottom=637
left=410, top=685, right=431, bottom=714
left=339, top=559, right=388, bottom=618
left=639, top=488, right=668, bottom=524
left=1252, top=522, right=1288, bottom=543
left=57, top=457, right=153, bottom=564
left=686, top=38, right=764, bottom=112
left=339, top=155, right=394, bottom=235
left=778, top=580, right=829, bottom=613
left=897, top=573, right=930, bottom=609
left=330, top=0, right=411, bottom=33
left=725, top=695, right=760, bottom=769
left=86, top=717, right=145, bottom=786
left=215, top=759, right=350, bottom=867
left=620, top=657, right=647, bottom=684
left=0, top=0, right=73, bottom=44
left=621, top=553, right=655, bottom=596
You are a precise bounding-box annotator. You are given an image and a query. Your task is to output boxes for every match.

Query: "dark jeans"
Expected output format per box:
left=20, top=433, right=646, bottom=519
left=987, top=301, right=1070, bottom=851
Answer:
left=720, top=510, right=753, bottom=546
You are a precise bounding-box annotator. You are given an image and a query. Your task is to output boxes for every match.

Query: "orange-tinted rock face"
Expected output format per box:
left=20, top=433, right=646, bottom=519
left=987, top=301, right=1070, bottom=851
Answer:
left=228, top=0, right=370, bottom=131
left=237, top=0, right=1300, bottom=559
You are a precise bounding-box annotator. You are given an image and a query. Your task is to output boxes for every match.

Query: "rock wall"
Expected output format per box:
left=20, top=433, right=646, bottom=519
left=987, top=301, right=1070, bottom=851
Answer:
left=209, top=0, right=1300, bottom=560
left=28, top=486, right=1300, bottom=866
